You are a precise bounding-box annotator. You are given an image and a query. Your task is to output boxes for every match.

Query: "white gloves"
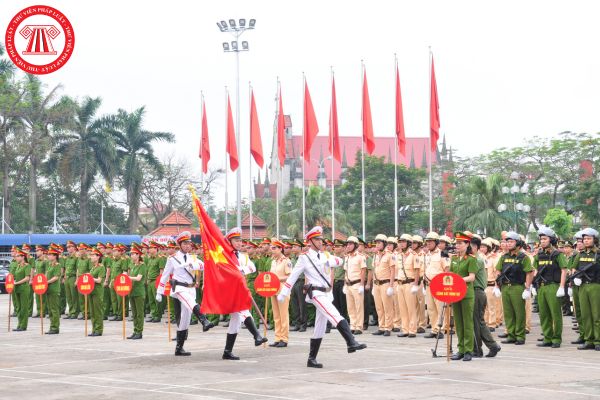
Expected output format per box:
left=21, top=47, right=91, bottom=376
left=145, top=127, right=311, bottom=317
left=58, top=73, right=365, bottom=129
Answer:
left=493, top=287, right=502, bottom=298
left=522, top=288, right=531, bottom=300
left=531, top=287, right=537, bottom=296
left=342, top=285, right=348, bottom=295
left=573, top=278, right=582, bottom=286
left=556, top=287, right=565, bottom=298
left=386, top=286, right=394, bottom=297
left=422, top=287, right=427, bottom=295
left=277, top=294, right=286, bottom=303
left=155, top=293, right=162, bottom=302
left=358, top=286, right=364, bottom=294
left=410, top=285, right=419, bottom=294
left=568, top=287, right=573, bottom=297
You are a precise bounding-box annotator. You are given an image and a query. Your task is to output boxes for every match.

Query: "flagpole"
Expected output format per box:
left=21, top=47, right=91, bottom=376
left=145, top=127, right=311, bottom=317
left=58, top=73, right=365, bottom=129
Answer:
left=200, top=91, right=205, bottom=202
left=302, top=73, right=306, bottom=237
left=394, top=55, right=399, bottom=236
left=275, top=79, right=280, bottom=238
left=361, top=61, right=366, bottom=240
left=249, top=82, right=253, bottom=240
left=428, top=47, right=433, bottom=232
left=330, top=67, right=335, bottom=239
left=225, top=87, right=229, bottom=232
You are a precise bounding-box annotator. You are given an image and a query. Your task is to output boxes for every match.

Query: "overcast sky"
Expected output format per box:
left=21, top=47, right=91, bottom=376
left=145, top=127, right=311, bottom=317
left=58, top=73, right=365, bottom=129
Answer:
left=3, top=0, right=600, bottom=211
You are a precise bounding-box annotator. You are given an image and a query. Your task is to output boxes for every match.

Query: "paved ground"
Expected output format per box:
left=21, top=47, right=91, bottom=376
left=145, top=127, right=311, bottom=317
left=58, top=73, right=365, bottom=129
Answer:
left=1, top=295, right=599, bottom=400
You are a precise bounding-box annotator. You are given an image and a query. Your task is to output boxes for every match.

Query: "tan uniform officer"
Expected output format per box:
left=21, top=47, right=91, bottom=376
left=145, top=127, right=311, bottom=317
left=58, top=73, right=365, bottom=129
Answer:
left=412, top=235, right=427, bottom=333
left=482, top=238, right=500, bottom=329
left=396, top=234, right=420, bottom=337
left=269, top=238, right=292, bottom=347
left=343, top=236, right=367, bottom=334
left=423, top=232, right=446, bottom=338
left=371, top=234, right=396, bottom=336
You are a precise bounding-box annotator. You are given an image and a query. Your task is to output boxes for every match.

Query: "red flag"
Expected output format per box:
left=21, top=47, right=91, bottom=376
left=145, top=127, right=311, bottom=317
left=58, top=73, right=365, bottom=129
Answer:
left=362, top=68, right=375, bottom=155
left=395, top=63, right=406, bottom=157
left=303, top=80, right=319, bottom=163
left=249, top=90, right=264, bottom=168
left=277, top=87, right=286, bottom=167
left=226, top=94, right=239, bottom=171
left=191, top=188, right=252, bottom=314
left=200, top=100, right=210, bottom=174
left=430, top=56, right=440, bottom=152
left=328, top=76, right=341, bottom=163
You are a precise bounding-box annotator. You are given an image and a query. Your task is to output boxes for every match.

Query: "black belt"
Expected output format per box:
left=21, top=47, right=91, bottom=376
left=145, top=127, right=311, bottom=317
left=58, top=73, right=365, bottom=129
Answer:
left=487, top=282, right=495, bottom=287
left=345, top=279, right=361, bottom=286
left=538, top=281, right=559, bottom=287
left=399, top=278, right=415, bottom=284
left=303, top=284, right=329, bottom=299
left=171, top=280, right=195, bottom=288
left=374, top=279, right=390, bottom=285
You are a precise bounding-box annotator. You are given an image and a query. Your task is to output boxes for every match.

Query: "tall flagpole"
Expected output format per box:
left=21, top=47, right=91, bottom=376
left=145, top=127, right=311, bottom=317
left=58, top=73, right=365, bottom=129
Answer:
left=330, top=67, right=335, bottom=239
left=428, top=47, right=433, bottom=232
left=275, top=79, right=280, bottom=238
left=249, top=82, right=253, bottom=240
left=200, top=91, right=205, bottom=202
left=224, top=87, right=229, bottom=231
left=361, top=60, right=366, bottom=240
left=394, top=55, right=399, bottom=236
left=302, top=73, right=306, bottom=237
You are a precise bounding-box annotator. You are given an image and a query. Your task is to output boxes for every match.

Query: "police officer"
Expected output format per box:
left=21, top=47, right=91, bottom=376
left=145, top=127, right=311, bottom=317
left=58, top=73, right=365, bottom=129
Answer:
left=75, top=243, right=91, bottom=320
left=128, top=245, right=146, bottom=339
left=88, top=247, right=106, bottom=336
left=44, top=247, right=62, bottom=334
left=423, top=232, right=445, bottom=338
left=145, top=241, right=164, bottom=323
left=269, top=238, right=292, bottom=347
left=371, top=234, right=396, bottom=336
left=396, top=234, right=419, bottom=337
left=343, top=236, right=367, bottom=334
left=12, top=248, right=32, bottom=331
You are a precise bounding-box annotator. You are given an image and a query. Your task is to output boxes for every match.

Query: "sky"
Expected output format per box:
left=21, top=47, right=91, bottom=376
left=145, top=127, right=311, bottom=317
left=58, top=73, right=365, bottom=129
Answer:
left=2, top=0, right=600, bottom=213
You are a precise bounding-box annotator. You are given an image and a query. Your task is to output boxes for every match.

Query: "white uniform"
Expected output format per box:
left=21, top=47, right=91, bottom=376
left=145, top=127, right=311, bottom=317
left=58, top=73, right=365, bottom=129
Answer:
left=280, top=248, right=343, bottom=338
left=227, top=251, right=255, bottom=334
left=157, top=250, right=203, bottom=331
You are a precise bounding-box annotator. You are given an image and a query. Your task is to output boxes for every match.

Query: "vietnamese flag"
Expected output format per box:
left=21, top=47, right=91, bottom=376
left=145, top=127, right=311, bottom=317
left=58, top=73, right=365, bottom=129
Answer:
left=430, top=55, right=440, bottom=152
left=191, top=187, right=252, bottom=314
left=362, top=67, right=375, bottom=155
left=328, top=76, right=341, bottom=163
left=249, top=89, right=264, bottom=168
left=226, top=94, right=239, bottom=171
left=277, top=86, right=286, bottom=167
left=303, top=79, right=319, bottom=163
left=395, top=62, right=406, bottom=157
left=200, top=100, right=210, bottom=174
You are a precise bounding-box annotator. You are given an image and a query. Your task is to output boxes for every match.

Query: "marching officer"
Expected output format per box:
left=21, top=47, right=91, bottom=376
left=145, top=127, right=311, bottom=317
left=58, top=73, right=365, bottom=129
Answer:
left=145, top=241, right=164, bottom=323
left=63, top=241, right=78, bottom=319
left=44, top=247, right=62, bottom=334
left=343, top=236, right=367, bottom=334
left=88, top=247, right=106, bottom=336
left=277, top=226, right=366, bottom=368
left=76, top=243, right=91, bottom=320
left=12, top=247, right=32, bottom=331
left=371, top=234, right=396, bottom=336
left=396, top=234, right=419, bottom=337
left=269, top=238, right=292, bottom=347
left=128, top=245, right=147, bottom=339
left=423, top=232, right=445, bottom=338
left=411, top=236, right=428, bottom=334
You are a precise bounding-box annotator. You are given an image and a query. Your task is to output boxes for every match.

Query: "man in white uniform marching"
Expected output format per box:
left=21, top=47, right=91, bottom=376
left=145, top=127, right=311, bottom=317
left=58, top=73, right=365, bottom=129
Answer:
left=156, top=232, right=214, bottom=356
left=222, top=227, right=268, bottom=360
left=278, top=226, right=367, bottom=368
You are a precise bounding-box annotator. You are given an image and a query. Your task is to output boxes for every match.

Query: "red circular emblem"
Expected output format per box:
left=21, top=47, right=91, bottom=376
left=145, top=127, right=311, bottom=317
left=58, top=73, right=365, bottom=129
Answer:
left=5, top=5, right=75, bottom=75
left=32, top=273, right=48, bottom=295
left=114, top=274, right=132, bottom=297
left=5, top=273, right=15, bottom=294
left=76, top=273, right=95, bottom=295
left=254, top=272, right=281, bottom=297
left=155, top=274, right=171, bottom=296
left=429, top=272, right=467, bottom=303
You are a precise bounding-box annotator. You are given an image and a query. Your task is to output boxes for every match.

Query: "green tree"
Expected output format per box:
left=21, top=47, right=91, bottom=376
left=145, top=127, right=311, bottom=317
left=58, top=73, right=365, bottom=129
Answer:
left=543, top=208, right=573, bottom=238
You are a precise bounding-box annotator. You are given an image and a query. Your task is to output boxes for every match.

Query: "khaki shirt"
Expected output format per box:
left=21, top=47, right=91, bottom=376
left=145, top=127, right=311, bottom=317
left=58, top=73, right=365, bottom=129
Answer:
left=344, top=252, right=367, bottom=282
left=373, top=249, right=395, bottom=280
left=397, top=250, right=418, bottom=280
left=270, top=256, right=292, bottom=280
left=485, top=253, right=499, bottom=282
left=424, top=248, right=445, bottom=281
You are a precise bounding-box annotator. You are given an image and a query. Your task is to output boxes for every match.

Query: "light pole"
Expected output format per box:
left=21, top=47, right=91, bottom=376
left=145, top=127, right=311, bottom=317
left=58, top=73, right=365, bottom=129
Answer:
left=217, top=18, right=255, bottom=228
left=498, top=171, right=530, bottom=231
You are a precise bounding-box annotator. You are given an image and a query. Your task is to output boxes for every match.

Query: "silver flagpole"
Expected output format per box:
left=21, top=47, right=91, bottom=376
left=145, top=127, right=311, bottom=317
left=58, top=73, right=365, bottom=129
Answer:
left=276, top=79, right=280, bottom=238
left=225, top=87, right=229, bottom=232
left=428, top=47, right=433, bottom=232
left=361, top=61, right=366, bottom=240
left=394, top=55, right=399, bottom=236
left=249, top=82, right=253, bottom=240
left=200, top=92, right=205, bottom=202
left=330, top=67, right=335, bottom=239
left=302, top=73, right=306, bottom=237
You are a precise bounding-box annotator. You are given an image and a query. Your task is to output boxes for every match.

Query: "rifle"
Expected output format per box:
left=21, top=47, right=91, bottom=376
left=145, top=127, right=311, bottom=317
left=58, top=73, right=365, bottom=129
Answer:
left=495, top=264, right=515, bottom=288
left=566, top=262, right=594, bottom=285
left=532, top=265, right=549, bottom=289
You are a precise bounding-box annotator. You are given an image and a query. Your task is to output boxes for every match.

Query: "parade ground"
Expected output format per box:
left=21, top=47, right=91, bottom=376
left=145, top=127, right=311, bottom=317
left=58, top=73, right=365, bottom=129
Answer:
left=0, top=296, right=598, bottom=400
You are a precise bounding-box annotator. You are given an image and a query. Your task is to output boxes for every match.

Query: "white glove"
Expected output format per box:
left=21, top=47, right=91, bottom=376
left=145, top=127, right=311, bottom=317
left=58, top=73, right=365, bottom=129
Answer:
left=342, top=285, right=348, bottom=295
left=386, top=286, right=394, bottom=297
left=531, top=287, right=537, bottom=296
left=556, top=287, right=565, bottom=298
left=277, top=294, right=286, bottom=303
left=410, top=285, right=419, bottom=294
left=422, top=287, right=427, bottom=295
left=573, top=278, right=582, bottom=286
left=358, top=286, right=364, bottom=295
left=155, top=293, right=162, bottom=302
left=568, top=287, right=573, bottom=297
left=493, top=287, right=502, bottom=297
left=522, top=289, right=531, bottom=300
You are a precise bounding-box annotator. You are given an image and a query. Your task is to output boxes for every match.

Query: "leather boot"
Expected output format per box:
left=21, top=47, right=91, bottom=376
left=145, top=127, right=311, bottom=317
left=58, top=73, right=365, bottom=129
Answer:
left=336, top=319, right=367, bottom=353
left=307, top=338, right=323, bottom=368
left=222, top=333, right=240, bottom=360
left=175, top=330, right=191, bottom=356
left=244, top=317, right=268, bottom=346
left=192, top=305, right=214, bottom=332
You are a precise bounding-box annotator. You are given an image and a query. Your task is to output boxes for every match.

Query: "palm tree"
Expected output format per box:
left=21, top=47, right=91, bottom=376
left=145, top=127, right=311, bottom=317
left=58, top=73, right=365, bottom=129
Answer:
left=110, top=107, right=174, bottom=232
left=49, top=97, right=117, bottom=232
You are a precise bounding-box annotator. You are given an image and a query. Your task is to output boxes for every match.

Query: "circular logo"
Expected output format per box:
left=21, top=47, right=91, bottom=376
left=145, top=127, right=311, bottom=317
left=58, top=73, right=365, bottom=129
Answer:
left=429, top=272, right=467, bottom=303
left=155, top=274, right=171, bottom=296
left=114, top=274, right=132, bottom=297
left=254, top=272, right=281, bottom=297
left=32, top=273, right=48, bottom=295
left=76, top=273, right=95, bottom=295
left=5, top=273, right=15, bottom=294
left=5, top=5, right=75, bottom=75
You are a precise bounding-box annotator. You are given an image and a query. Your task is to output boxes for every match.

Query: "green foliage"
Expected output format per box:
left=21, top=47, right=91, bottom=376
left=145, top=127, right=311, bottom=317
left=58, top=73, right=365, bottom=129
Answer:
left=543, top=208, right=573, bottom=238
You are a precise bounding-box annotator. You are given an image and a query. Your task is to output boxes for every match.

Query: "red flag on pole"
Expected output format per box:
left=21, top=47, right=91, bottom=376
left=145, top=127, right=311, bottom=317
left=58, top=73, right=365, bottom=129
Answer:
left=200, top=100, right=210, bottom=174
left=226, top=94, right=239, bottom=171
left=430, top=56, right=440, bottom=152
left=362, top=68, right=375, bottom=155
left=303, top=80, right=319, bottom=163
left=277, top=86, right=286, bottom=167
left=249, top=90, right=264, bottom=168
left=191, top=188, right=252, bottom=314
left=329, top=76, right=341, bottom=163
left=395, top=63, right=406, bottom=156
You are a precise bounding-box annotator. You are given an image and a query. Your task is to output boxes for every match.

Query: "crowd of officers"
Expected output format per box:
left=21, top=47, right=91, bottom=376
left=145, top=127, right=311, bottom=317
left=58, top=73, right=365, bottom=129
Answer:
left=7, top=226, right=600, bottom=360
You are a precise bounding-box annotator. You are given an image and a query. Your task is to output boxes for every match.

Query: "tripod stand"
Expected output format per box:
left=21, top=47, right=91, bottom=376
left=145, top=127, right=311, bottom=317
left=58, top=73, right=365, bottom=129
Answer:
left=431, top=302, right=455, bottom=360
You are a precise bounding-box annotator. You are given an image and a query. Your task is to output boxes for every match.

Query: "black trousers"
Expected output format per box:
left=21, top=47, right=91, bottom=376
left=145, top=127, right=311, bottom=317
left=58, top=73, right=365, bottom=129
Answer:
left=474, top=288, right=497, bottom=353
left=290, top=280, right=307, bottom=327
left=332, top=280, right=349, bottom=320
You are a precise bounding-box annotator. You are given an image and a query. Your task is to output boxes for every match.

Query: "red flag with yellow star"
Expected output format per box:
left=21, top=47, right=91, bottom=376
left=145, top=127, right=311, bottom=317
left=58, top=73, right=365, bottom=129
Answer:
left=190, top=188, right=252, bottom=314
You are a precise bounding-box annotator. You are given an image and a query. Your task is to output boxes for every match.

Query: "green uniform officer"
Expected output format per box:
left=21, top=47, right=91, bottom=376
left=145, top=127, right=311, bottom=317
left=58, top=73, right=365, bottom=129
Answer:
left=145, top=242, right=163, bottom=322
left=63, top=241, right=79, bottom=318
left=12, top=248, right=32, bottom=331
left=34, top=246, right=48, bottom=317
left=99, top=243, right=113, bottom=319
left=449, top=232, right=479, bottom=361
left=8, top=248, right=20, bottom=316
left=570, top=231, right=585, bottom=344
left=495, top=231, right=534, bottom=344
left=23, top=245, right=35, bottom=317
left=128, top=246, right=146, bottom=339
left=571, top=228, right=600, bottom=351
left=109, top=247, right=124, bottom=321
left=75, top=244, right=91, bottom=319
left=88, top=248, right=106, bottom=336
left=44, top=248, right=62, bottom=334
left=533, top=227, right=568, bottom=348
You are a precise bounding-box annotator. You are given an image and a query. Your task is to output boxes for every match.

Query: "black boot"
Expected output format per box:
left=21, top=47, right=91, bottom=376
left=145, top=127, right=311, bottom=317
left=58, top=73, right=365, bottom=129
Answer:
left=307, top=338, right=323, bottom=368
left=244, top=317, right=268, bottom=346
left=175, top=330, right=191, bottom=356
left=336, top=319, right=367, bottom=353
left=222, top=333, right=240, bottom=360
left=192, top=305, right=214, bottom=332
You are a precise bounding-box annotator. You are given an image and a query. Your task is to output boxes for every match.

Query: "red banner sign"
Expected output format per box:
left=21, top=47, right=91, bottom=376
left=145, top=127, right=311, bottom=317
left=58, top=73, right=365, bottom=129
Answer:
left=254, top=272, right=281, bottom=297
left=32, top=273, right=48, bottom=295
left=5, top=273, right=14, bottom=294
left=429, top=272, right=467, bottom=303
left=114, top=274, right=132, bottom=297
left=77, top=273, right=95, bottom=295
left=155, top=274, right=171, bottom=296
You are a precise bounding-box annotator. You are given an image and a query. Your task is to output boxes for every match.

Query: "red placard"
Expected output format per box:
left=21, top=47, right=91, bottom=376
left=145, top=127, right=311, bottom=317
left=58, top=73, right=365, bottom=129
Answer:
left=77, top=273, right=95, bottom=295
left=32, top=273, right=48, bottom=295
left=254, top=272, right=281, bottom=297
left=5, top=273, right=14, bottom=294
left=114, top=274, right=132, bottom=297
left=429, top=272, right=467, bottom=303
left=155, top=274, right=171, bottom=296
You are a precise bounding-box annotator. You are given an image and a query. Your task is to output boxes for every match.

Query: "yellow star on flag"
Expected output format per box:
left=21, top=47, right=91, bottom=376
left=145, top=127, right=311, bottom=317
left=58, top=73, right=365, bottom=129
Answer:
left=208, top=244, right=228, bottom=264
